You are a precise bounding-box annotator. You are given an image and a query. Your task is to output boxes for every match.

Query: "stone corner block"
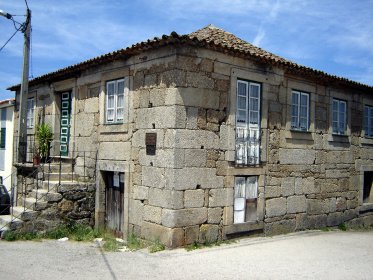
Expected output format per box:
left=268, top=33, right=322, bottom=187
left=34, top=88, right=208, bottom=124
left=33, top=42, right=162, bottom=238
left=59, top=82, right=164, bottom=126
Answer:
left=162, top=208, right=207, bottom=228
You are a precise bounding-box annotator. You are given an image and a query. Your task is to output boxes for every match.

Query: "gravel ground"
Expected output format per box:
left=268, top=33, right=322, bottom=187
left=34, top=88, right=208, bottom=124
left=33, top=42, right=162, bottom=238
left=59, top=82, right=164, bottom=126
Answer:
left=1, top=230, right=373, bottom=280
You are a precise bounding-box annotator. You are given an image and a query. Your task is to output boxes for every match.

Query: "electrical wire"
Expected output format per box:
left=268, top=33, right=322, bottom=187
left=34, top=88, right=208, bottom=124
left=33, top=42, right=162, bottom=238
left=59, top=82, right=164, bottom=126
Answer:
left=0, top=25, right=22, bottom=52
left=24, top=0, right=29, bottom=10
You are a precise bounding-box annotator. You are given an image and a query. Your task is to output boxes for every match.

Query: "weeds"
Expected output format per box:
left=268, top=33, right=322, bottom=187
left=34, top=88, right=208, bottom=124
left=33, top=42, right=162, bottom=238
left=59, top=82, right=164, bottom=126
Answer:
left=185, top=239, right=234, bottom=251
left=126, top=233, right=144, bottom=251
left=149, top=240, right=165, bottom=253
left=338, top=223, right=347, bottom=231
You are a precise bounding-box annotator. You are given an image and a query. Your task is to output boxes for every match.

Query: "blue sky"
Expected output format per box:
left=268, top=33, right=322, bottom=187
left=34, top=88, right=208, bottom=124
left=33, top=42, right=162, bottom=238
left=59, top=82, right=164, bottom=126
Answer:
left=0, top=0, right=372, bottom=99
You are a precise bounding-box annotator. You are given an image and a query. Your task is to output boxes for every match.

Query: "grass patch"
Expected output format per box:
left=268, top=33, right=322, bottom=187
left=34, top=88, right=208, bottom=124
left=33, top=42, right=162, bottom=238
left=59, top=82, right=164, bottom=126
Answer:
left=149, top=240, right=165, bottom=253
left=126, top=233, right=145, bottom=251
left=338, top=223, right=347, bottom=231
left=321, top=227, right=330, bottom=232
left=102, top=236, right=121, bottom=252
left=185, top=239, right=235, bottom=251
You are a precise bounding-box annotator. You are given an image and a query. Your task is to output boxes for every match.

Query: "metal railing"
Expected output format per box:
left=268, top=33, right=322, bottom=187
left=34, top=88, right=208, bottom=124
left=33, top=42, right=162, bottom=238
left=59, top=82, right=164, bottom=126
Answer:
left=0, top=147, right=98, bottom=232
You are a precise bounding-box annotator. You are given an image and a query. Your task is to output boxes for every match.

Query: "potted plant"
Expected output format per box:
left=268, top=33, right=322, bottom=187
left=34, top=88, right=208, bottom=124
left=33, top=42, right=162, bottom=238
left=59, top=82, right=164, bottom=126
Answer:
left=32, top=144, right=41, bottom=165
left=36, top=123, right=53, bottom=163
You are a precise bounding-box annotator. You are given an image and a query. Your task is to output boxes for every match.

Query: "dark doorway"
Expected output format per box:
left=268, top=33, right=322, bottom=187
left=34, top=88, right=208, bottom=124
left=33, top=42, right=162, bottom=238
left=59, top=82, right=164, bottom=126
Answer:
left=363, top=171, right=373, bottom=204
left=105, top=171, right=124, bottom=236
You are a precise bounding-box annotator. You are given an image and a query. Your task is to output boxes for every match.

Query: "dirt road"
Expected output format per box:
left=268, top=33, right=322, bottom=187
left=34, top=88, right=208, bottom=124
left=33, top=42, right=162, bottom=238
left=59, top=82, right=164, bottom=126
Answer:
left=1, top=230, right=372, bottom=279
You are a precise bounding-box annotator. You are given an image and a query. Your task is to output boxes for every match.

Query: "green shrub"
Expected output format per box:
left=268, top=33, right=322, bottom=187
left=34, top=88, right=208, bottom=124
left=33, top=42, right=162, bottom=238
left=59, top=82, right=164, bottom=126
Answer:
left=338, top=223, right=347, bottom=231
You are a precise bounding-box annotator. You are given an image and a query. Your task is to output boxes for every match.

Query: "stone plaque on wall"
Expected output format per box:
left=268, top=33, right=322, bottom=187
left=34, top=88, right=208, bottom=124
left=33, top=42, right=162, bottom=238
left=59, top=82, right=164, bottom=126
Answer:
left=145, top=133, right=157, bottom=155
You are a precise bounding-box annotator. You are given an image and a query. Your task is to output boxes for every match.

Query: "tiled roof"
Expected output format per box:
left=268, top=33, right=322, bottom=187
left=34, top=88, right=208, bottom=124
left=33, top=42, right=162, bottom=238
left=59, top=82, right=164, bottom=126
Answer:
left=8, top=25, right=373, bottom=91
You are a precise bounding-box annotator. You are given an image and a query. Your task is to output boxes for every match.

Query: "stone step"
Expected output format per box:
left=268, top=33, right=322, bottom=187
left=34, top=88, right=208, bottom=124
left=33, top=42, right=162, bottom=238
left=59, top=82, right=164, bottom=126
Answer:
left=21, top=197, right=49, bottom=211
left=11, top=206, right=39, bottom=221
left=43, top=172, right=75, bottom=182
left=0, top=215, right=23, bottom=231
left=40, top=163, right=73, bottom=173
left=41, top=180, right=93, bottom=192
left=31, top=189, right=49, bottom=201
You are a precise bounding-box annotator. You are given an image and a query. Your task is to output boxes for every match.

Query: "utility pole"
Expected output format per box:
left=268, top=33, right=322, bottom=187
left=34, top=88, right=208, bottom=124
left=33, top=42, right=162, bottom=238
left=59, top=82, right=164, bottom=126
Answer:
left=0, top=7, right=31, bottom=162
left=17, top=8, right=31, bottom=163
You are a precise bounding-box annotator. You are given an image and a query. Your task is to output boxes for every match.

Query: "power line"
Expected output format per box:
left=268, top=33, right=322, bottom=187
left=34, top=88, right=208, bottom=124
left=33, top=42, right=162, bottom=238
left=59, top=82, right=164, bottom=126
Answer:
left=0, top=26, right=22, bottom=52
left=24, top=0, right=29, bottom=10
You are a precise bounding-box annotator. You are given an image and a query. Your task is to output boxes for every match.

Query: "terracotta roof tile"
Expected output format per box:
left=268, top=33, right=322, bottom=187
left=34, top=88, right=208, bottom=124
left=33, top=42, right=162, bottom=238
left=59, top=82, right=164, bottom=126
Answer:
left=7, top=25, right=373, bottom=91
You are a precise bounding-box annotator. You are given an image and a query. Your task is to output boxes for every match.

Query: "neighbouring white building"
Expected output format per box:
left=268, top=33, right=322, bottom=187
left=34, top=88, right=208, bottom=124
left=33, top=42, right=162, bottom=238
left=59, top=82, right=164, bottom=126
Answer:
left=0, top=98, right=15, bottom=192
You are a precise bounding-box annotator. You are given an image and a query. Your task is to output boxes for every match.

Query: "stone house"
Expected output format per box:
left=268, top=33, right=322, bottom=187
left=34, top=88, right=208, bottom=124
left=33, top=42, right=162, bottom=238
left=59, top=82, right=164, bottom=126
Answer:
left=8, top=25, right=373, bottom=247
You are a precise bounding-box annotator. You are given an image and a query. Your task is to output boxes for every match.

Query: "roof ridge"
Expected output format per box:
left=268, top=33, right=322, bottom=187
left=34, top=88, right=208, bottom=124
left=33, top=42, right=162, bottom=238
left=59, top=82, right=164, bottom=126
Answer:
left=7, top=26, right=373, bottom=91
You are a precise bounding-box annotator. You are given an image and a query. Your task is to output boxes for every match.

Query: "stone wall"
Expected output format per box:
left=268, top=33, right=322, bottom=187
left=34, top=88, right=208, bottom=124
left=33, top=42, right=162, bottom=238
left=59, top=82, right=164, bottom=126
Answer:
left=17, top=43, right=373, bottom=247
left=16, top=171, right=95, bottom=233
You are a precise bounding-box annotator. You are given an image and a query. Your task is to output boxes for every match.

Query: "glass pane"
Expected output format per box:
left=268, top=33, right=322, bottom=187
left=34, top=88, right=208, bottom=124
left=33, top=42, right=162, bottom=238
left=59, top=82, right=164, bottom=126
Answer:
left=117, top=94, right=124, bottom=107
left=250, top=111, right=258, bottom=124
left=237, top=110, right=246, bottom=124
left=300, top=93, right=308, bottom=106
left=250, top=84, right=259, bottom=98
left=333, top=100, right=338, bottom=111
left=339, top=121, right=345, bottom=134
left=292, top=92, right=299, bottom=106
left=246, top=176, right=257, bottom=199
left=235, top=177, right=246, bottom=198
left=250, top=98, right=259, bottom=111
left=333, top=111, right=338, bottom=122
left=107, top=109, right=114, bottom=121
left=332, top=121, right=338, bottom=133
left=300, top=105, right=307, bottom=119
left=107, top=96, right=114, bottom=108
left=364, top=107, right=368, bottom=134
left=116, top=108, right=124, bottom=120
left=291, top=116, right=298, bottom=128
left=238, top=96, right=246, bottom=109
left=291, top=104, right=298, bottom=118
left=117, top=80, right=125, bottom=94
left=339, top=101, right=346, bottom=114
left=237, top=82, right=247, bottom=96
left=107, top=82, right=115, bottom=95
left=300, top=117, right=307, bottom=130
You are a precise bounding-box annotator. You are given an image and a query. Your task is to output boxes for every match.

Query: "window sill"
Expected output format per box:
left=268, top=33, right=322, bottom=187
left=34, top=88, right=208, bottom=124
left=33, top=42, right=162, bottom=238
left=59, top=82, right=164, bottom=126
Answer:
left=100, top=123, right=128, bottom=134
left=224, top=221, right=264, bottom=236
left=285, top=130, right=313, bottom=141
left=361, top=137, right=373, bottom=146
left=328, top=134, right=349, bottom=143
left=360, top=203, right=373, bottom=213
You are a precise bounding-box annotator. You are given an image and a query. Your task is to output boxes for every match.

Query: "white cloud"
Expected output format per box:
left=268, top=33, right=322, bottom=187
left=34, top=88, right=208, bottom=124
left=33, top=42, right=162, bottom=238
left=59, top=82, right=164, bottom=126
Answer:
left=253, top=27, right=265, bottom=47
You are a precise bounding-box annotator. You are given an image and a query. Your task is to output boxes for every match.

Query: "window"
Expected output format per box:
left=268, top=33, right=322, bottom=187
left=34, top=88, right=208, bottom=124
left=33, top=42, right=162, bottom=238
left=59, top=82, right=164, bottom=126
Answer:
left=363, top=172, right=373, bottom=204
left=291, top=90, right=309, bottom=131
left=106, top=79, right=125, bottom=123
left=364, top=105, right=373, bottom=137
left=235, top=80, right=261, bottom=165
left=0, top=128, right=5, bottom=149
left=27, top=98, right=34, bottom=128
left=332, top=99, right=347, bottom=135
left=0, top=108, right=6, bottom=149
left=234, top=176, right=258, bottom=223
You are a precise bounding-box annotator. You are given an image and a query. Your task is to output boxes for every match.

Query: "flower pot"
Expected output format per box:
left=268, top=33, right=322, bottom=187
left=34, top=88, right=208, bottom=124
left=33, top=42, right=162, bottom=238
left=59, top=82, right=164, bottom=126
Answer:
left=33, top=155, right=41, bottom=166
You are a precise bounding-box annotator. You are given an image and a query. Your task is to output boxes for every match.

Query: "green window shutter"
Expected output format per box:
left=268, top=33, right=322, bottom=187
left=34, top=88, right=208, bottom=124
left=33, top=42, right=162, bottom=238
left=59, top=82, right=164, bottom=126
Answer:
left=0, top=128, right=6, bottom=149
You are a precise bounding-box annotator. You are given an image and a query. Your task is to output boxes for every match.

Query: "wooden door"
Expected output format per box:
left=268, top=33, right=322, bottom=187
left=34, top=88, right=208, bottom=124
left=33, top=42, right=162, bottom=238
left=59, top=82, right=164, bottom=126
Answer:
left=105, top=171, right=124, bottom=235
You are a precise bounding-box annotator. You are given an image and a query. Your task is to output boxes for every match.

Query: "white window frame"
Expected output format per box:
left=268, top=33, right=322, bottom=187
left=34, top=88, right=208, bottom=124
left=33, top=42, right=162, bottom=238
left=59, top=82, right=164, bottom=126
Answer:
left=291, top=90, right=310, bottom=131
left=27, top=98, right=35, bottom=128
left=106, top=78, right=125, bottom=123
left=235, top=80, right=261, bottom=166
left=364, top=105, right=373, bottom=138
left=234, top=176, right=258, bottom=224
left=332, top=98, right=347, bottom=135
